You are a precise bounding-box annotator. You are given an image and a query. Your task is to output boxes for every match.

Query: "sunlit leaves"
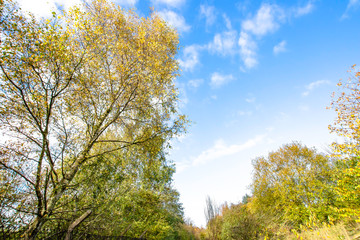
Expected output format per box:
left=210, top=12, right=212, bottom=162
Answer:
left=250, top=142, right=336, bottom=229
left=0, top=0, right=186, bottom=238
left=329, top=65, right=360, bottom=157
left=329, top=65, right=360, bottom=221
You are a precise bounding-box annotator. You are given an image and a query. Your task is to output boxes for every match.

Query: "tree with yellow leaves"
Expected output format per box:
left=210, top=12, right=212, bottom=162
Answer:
left=0, top=0, right=186, bottom=239
left=329, top=65, right=360, bottom=221
left=250, top=142, right=336, bottom=229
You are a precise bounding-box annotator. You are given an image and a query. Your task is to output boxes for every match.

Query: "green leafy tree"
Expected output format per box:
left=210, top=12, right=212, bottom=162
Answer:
left=220, top=203, right=260, bottom=240
left=35, top=139, right=185, bottom=239
left=332, top=157, right=360, bottom=222
left=250, top=142, right=337, bottom=229
left=0, top=0, right=186, bottom=238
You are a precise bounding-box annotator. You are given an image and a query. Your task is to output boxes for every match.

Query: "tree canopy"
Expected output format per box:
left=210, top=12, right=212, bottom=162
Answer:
left=250, top=142, right=336, bottom=228
left=329, top=65, right=360, bottom=221
left=0, top=0, right=187, bottom=238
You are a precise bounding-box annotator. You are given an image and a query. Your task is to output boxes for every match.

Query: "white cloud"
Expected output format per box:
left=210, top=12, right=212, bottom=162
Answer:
left=238, top=31, right=258, bottom=69
left=208, top=31, right=237, bottom=56
left=18, top=0, right=140, bottom=19
left=178, top=45, right=201, bottom=71
left=245, top=96, right=256, bottom=103
left=302, top=80, right=331, bottom=96
left=151, top=0, right=185, bottom=8
left=342, top=0, right=360, bottom=19
left=200, top=5, right=217, bottom=27
left=238, top=111, right=253, bottom=116
left=294, top=2, right=314, bottom=17
left=223, top=14, right=232, bottom=30
left=241, top=4, right=285, bottom=37
left=210, top=72, right=234, bottom=88
left=273, top=40, right=287, bottom=55
left=192, top=135, right=265, bottom=166
left=188, top=79, right=204, bottom=89
left=276, top=112, right=290, bottom=122
left=176, top=161, right=191, bottom=173
left=158, top=10, right=191, bottom=33
left=18, top=0, right=83, bottom=18
left=238, top=2, right=313, bottom=69
left=347, top=0, right=360, bottom=8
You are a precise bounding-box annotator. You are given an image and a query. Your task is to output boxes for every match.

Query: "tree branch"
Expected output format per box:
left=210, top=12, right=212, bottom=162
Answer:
left=0, top=161, right=35, bottom=186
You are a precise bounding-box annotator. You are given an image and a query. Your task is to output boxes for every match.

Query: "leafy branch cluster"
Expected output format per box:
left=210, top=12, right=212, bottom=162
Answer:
left=0, top=0, right=189, bottom=239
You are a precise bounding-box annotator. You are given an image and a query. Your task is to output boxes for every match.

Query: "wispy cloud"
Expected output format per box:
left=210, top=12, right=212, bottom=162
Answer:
left=294, top=2, right=314, bottom=17
left=210, top=72, right=234, bottom=88
left=188, top=79, right=204, bottom=89
left=242, top=4, right=285, bottom=37
left=239, top=2, right=313, bottom=69
left=238, top=110, right=253, bottom=116
left=18, top=0, right=83, bottom=18
left=244, top=94, right=262, bottom=111
left=341, top=0, right=360, bottom=19
left=239, top=4, right=285, bottom=69
left=302, top=80, right=331, bottom=96
left=348, top=0, right=360, bottom=7
left=223, top=14, right=232, bottom=30
left=151, top=0, right=185, bottom=8
left=208, top=31, right=237, bottom=56
left=158, top=10, right=191, bottom=33
left=273, top=40, right=287, bottom=55
left=245, top=95, right=256, bottom=103
left=238, top=31, right=258, bottom=69
left=276, top=112, right=290, bottom=122
left=178, top=45, right=202, bottom=71
left=192, top=135, right=266, bottom=166
left=200, top=4, right=217, bottom=27
left=176, top=161, right=191, bottom=173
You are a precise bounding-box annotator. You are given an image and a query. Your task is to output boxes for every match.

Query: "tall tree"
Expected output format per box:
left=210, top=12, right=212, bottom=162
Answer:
left=250, top=142, right=336, bottom=229
left=329, top=65, right=360, bottom=221
left=0, top=0, right=186, bottom=238
left=204, top=196, right=222, bottom=240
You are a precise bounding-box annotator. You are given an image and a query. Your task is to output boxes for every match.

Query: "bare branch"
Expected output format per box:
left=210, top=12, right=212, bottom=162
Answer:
left=0, top=161, right=35, bottom=186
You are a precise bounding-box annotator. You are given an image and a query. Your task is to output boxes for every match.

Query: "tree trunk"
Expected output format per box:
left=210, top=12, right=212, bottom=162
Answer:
left=23, top=216, right=44, bottom=240
left=65, top=210, right=92, bottom=240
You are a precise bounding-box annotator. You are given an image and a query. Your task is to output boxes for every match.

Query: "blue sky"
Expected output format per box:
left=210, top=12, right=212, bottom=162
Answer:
left=18, top=0, right=360, bottom=227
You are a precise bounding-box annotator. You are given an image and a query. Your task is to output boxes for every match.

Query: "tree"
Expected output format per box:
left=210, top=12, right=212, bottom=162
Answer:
left=220, top=203, right=260, bottom=240
left=332, top=157, right=360, bottom=222
left=34, top=140, right=185, bottom=239
left=204, top=196, right=222, bottom=240
left=329, top=65, right=360, bottom=221
left=250, top=142, right=337, bottom=229
left=0, top=0, right=186, bottom=238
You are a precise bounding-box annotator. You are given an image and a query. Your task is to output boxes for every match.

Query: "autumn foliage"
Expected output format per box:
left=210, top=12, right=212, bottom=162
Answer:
left=1, top=0, right=360, bottom=239
left=0, top=0, right=187, bottom=239
left=329, top=65, right=360, bottom=221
